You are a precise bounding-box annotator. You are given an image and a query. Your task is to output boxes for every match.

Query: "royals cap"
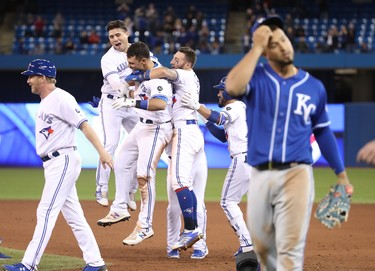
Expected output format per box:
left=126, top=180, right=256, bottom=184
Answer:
left=21, top=59, right=56, bottom=78
left=250, top=16, right=284, bottom=36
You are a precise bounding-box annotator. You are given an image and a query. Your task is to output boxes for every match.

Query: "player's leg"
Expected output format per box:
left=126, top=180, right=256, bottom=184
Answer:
left=22, top=152, right=81, bottom=270
left=221, top=154, right=253, bottom=255
left=274, top=165, right=314, bottom=270
left=61, top=182, right=105, bottom=267
left=95, top=99, right=123, bottom=206
left=166, top=155, right=182, bottom=258
left=171, top=127, right=204, bottom=250
left=123, top=123, right=172, bottom=246
left=247, top=169, right=277, bottom=270
left=191, top=149, right=208, bottom=259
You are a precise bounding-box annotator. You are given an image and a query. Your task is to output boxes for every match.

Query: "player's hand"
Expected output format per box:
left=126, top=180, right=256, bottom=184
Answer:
left=252, top=25, right=272, bottom=53
left=181, top=92, right=200, bottom=111
left=118, top=81, right=131, bottom=98
left=99, top=151, right=114, bottom=170
left=356, top=139, right=375, bottom=165
left=125, top=70, right=150, bottom=83
left=88, top=96, right=100, bottom=108
left=112, top=97, right=136, bottom=109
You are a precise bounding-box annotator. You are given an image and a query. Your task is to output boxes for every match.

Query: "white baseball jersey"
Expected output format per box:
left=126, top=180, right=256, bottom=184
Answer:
left=96, top=46, right=139, bottom=195
left=133, top=78, right=173, bottom=123
left=36, top=88, right=86, bottom=156
left=23, top=88, right=105, bottom=270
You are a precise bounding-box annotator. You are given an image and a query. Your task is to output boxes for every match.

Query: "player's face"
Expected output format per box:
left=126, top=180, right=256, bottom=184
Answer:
left=217, top=89, right=225, bottom=108
left=170, top=52, right=189, bottom=69
left=265, top=28, right=294, bottom=66
left=26, top=75, right=44, bottom=95
left=108, top=28, right=129, bottom=52
left=127, top=56, right=147, bottom=71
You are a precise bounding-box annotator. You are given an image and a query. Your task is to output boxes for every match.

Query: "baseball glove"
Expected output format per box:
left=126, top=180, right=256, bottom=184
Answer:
left=315, top=184, right=354, bottom=229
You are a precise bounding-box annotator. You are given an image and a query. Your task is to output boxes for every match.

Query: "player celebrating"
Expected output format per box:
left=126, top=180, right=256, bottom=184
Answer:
left=94, top=19, right=138, bottom=209
left=98, top=42, right=173, bottom=246
left=3, top=59, right=112, bottom=271
left=181, top=77, right=258, bottom=267
left=127, top=47, right=208, bottom=258
left=226, top=16, right=353, bottom=270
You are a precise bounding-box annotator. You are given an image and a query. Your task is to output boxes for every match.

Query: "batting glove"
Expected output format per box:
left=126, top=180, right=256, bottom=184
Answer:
left=112, top=97, right=136, bottom=109
left=181, top=92, right=200, bottom=111
left=88, top=96, right=101, bottom=108
left=125, top=70, right=151, bottom=83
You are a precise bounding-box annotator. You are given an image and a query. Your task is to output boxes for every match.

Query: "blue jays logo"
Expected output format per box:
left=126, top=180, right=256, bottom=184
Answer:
left=39, top=126, right=54, bottom=140
left=293, top=93, right=316, bottom=124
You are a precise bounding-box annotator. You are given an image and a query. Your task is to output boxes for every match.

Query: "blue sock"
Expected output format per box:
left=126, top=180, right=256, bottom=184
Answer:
left=191, top=190, right=198, bottom=228
left=176, top=187, right=195, bottom=230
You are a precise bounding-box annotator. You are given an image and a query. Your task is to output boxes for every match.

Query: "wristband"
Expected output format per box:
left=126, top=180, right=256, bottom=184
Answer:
left=135, top=100, right=149, bottom=110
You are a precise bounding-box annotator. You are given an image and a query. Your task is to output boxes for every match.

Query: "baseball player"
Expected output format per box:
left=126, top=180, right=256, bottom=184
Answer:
left=226, top=16, right=352, bottom=270
left=128, top=47, right=208, bottom=258
left=3, top=59, right=112, bottom=271
left=95, top=19, right=139, bottom=209
left=98, top=42, right=173, bottom=246
left=181, top=77, right=257, bottom=263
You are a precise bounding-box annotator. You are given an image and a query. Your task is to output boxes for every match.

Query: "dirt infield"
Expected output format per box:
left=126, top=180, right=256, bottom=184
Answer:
left=0, top=200, right=374, bottom=271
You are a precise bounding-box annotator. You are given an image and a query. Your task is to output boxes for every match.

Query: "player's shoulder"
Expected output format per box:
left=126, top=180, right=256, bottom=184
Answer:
left=101, top=47, right=117, bottom=60
left=224, top=100, right=245, bottom=111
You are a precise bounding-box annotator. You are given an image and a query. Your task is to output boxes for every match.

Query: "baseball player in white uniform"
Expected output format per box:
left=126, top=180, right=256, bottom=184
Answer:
left=127, top=47, right=208, bottom=259
left=98, top=42, right=173, bottom=246
left=3, top=59, right=112, bottom=271
left=95, top=20, right=138, bottom=209
left=182, top=77, right=257, bottom=261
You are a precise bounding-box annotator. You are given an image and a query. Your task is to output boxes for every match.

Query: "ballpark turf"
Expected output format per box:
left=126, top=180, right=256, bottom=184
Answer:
left=0, top=167, right=374, bottom=203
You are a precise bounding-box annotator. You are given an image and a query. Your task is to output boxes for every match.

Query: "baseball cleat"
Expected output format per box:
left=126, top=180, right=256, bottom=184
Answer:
left=167, top=249, right=180, bottom=259
left=171, top=228, right=204, bottom=251
left=2, top=263, right=31, bottom=271
left=96, top=191, right=109, bottom=207
left=234, top=245, right=254, bottom=257
left=97, top=211, right=130, bottom=227
left=191, top=249, right=209, bottom=259
left=82, top=264, right=107, bottom=271
left=122, top=227, right=154, bottom=246
left=128, top=192, right=137, bottom=211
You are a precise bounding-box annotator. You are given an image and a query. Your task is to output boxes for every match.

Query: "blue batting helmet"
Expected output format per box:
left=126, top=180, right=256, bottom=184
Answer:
left=213, top=77, right=233, bottom=100
left=21, top=59, right=56, bottom=78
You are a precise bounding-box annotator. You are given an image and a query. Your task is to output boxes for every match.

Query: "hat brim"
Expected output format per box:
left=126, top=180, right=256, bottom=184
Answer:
left=213, top=84, right=224, bottom=89
left=21, top=70, right=35, bottom=76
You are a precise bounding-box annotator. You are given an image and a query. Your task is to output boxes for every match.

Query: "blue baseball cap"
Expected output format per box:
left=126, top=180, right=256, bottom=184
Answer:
left=250, top=16, right=284, bottom=36
left=21, top=59, right=56, bottom=78
left=213, top=76, right=226, bottom=89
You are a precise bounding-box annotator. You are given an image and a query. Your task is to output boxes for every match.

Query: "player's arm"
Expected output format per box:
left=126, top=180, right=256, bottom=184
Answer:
left=313, top=126, right=350, bottom=185
left=356, top=139, right=375, bottom=165
left=79, top=121, right=114, bottom=169
left=205, top=122, right=227, bottom=143
left=125, top=67, right=177, bottom=82
left=226, top=25, right=270, bottom=97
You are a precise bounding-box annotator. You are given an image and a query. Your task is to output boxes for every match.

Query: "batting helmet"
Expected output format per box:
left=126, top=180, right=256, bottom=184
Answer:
left=213, top=76, right=233, bottom=101
left=21, top=59, right=56, bottom=78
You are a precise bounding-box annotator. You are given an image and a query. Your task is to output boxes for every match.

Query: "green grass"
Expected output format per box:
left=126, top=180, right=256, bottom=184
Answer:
left=0, top=247, right=84, bottom=271
left=0, top=167, right=374, bottom=203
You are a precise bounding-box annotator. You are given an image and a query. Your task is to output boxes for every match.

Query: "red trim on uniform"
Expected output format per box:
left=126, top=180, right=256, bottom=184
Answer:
left=175, top=187, right=188, bottom=193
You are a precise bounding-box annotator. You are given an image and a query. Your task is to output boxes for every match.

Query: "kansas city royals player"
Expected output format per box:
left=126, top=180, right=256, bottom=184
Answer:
left=226, top=16, right=352, bottom=270
left=99, top=42, right=173, bottom=246
left=95, top=20, right=138, bottom=208
left=3, top=59, right=112, bottom=271
left=130, top=47, right=208, bottom=258
left=181, top=77, right=258, bottom=264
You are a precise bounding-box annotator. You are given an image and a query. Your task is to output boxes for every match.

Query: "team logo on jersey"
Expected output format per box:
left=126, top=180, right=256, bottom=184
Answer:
left=39, top=126, right=54, bottom=140
left=157, top=86, right=163, bottom=92
left=293, top=93, right=316, bottom=124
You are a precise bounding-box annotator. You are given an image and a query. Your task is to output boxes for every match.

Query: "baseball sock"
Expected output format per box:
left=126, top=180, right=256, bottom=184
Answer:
left=176, top=187, right=195, bottom=230
left=191, top=189, right=198, bottom=228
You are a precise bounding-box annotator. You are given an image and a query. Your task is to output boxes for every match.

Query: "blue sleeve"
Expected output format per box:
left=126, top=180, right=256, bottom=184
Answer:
left=314, top=126, right=345, bottom=174
left=205, top=121, right=227, bottom=143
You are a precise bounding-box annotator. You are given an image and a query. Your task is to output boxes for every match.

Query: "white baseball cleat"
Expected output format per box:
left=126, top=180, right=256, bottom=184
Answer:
left=171, top=228, right=204, bottom=251
left=96, top=191, right=109, bottom=207
left=97, top=210, right=130, bottom=227
left=128, top=192, right=137, bottom=211
left=122, top=227, right=154, bottom=246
